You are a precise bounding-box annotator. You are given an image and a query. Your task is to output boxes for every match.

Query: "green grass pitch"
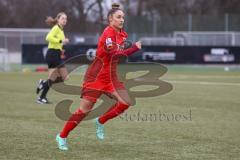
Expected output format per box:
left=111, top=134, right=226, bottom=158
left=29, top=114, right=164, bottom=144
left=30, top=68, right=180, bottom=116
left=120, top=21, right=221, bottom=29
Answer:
left=0, top=65, right=240, bottom=160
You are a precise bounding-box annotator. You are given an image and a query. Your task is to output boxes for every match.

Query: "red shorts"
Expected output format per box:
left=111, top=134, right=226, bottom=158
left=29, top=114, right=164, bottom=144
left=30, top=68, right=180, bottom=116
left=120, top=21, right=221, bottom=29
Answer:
left=81, top=80, right=125, bottom=103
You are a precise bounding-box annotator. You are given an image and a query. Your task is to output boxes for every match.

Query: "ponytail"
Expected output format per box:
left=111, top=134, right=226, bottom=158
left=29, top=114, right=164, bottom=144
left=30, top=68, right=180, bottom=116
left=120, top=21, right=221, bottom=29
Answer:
left=45, top=12, right=67, bottom=27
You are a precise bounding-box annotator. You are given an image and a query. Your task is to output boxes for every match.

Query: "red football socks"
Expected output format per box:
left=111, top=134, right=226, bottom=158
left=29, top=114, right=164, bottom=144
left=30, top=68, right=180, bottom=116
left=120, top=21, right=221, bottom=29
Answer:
left=60, top=108, right=86, bottom=138
left=98, top=102, right=129, bottom=124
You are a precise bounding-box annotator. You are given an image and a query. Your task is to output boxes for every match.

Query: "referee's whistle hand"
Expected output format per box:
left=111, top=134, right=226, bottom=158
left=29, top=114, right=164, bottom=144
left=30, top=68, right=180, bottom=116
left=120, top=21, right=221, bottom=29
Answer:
left=63, top=38, right=70, bottom=44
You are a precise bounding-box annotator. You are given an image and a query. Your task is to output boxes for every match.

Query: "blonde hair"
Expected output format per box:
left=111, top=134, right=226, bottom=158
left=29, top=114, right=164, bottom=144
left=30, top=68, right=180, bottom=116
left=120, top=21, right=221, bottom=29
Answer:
left=45, top=12, right=67, bottom=26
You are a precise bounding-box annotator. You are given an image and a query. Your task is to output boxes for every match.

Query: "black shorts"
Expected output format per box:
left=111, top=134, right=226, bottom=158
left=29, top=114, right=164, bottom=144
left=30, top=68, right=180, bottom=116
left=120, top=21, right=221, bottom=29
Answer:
left=46, top=49, right=64, bottom=68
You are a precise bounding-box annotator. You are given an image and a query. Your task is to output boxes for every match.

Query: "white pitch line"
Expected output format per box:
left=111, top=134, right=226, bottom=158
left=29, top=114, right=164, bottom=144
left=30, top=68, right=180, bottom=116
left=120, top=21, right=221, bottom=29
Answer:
left=167, top=80, right=240, bottom=86
left=166, top=75, right=240, bottom=79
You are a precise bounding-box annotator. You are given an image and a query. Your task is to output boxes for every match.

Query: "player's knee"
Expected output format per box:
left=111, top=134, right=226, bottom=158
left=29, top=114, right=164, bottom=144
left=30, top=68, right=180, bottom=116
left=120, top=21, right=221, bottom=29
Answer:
left=79, top=105, right=92, bottom=113
left=117, top=94, right=132, bottom=106
left=74, top=108, right=83, bottom=115
left=119, top=99, right=132, bottom=106
left=55, top=77, right=64, bottom=83
left=49, top=77, right=64, bottom=85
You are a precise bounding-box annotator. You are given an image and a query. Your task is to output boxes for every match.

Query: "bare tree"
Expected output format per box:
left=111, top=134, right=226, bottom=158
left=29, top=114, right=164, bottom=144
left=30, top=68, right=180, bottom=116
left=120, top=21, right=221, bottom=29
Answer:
left=1, top=0, right=240, bottom=32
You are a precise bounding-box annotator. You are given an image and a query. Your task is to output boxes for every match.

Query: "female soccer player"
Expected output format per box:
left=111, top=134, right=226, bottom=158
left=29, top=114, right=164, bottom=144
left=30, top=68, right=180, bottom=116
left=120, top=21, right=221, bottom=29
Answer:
left=56, top=3, right=142, bottom=150
left=36, top=12, right=69, bottom=104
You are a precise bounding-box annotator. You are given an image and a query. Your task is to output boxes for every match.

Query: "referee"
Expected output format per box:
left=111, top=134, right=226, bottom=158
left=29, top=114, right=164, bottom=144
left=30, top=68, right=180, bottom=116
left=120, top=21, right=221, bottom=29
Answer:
left=36, top=12, right=69, bottom=104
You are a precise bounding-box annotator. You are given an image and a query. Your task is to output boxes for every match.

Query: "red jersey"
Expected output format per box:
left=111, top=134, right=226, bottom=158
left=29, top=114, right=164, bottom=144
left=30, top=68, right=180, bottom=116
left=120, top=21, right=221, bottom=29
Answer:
left=83, top=26, right=139, bottom=89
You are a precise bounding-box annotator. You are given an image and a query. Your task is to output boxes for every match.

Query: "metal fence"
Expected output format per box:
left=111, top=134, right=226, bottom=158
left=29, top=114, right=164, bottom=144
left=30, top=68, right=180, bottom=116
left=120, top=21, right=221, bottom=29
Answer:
left=126, top=14, right=240, bottom=36
left=140, top=32, right=240, bottom=46
left=0, top=28, right=103, bottom=53
left=2, top=13, right=240, bottom=53
left=173, top=31, right=240, bottom=46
